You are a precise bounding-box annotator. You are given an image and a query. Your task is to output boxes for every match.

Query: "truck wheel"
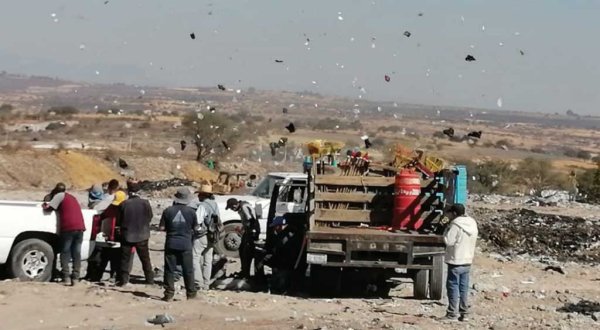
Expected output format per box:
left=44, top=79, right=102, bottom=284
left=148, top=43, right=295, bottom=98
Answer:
left=429, top=255, right=445, bottom=300
left=309, top=266, right=342, bottom=297
left=413, top=269, right=429, bottom=299
left=214, top=222, right=242, bottom=259
left=9, top=239, right=54, bottom=282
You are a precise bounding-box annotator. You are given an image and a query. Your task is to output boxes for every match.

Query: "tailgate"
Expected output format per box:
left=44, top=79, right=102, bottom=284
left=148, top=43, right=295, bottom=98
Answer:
left=306, top=228, right=445, bottom=268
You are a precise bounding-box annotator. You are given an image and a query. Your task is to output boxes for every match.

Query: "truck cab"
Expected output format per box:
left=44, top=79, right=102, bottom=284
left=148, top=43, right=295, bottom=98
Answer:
left=213, top=172, right=307, bottom=257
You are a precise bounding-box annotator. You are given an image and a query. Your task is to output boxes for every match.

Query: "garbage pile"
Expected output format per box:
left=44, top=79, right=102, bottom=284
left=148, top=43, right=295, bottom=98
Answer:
left=138, top=178, right=194, bottom=191
left=473, top=208, right=600, bottom=263
left=526, top=190, right=572, bottom=206
left=557, top=300, right=600, bottom=318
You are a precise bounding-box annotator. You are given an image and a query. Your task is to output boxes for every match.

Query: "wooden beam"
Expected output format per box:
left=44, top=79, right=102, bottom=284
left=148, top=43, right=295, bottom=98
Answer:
left=315, top=176, right=395, bottom=187
left=315, top=209, right=372, bottom=223
left=315, top=192, right=377, bottom=203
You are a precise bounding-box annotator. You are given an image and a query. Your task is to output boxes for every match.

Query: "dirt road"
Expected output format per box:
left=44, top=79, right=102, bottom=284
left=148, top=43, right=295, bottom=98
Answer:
left=1, top=251, right=599, bottom=329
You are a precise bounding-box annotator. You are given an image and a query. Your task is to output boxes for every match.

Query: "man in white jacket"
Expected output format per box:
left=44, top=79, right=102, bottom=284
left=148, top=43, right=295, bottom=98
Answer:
left=443, top=204, right=478, bottom=321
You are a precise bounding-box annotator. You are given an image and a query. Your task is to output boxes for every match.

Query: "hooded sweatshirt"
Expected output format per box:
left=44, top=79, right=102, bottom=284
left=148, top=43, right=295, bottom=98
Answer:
left=444, top=215, right=478, bottom=265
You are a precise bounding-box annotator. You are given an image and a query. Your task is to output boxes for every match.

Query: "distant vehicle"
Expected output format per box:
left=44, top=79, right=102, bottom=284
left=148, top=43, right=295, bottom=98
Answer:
left=0, top=201, right=96, bottom=281
left=212, top=172, right=307, bottom=257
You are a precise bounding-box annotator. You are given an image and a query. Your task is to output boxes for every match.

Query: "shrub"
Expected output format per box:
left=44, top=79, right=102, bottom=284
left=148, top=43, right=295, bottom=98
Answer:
left=578, top=162, right=600, bottom=203
left=0, top=103, right=14, bottom=112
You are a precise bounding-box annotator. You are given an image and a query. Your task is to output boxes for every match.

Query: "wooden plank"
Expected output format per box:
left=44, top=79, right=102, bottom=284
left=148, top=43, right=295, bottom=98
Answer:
left=315, top=209, right=371, bottom=223
left=315, top=192, right=377, bottom=203
left=315, top=175, right=395, bottom=187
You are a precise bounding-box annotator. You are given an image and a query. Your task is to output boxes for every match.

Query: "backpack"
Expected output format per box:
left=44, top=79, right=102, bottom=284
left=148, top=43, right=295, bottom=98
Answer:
left=204, top=201, right=223, bottom=244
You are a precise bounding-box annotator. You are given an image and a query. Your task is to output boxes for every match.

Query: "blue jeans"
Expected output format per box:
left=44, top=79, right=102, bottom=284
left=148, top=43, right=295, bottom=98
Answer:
left=60, top=231, right=84, bottom=280
left=446, top=264, right=471, bottom=317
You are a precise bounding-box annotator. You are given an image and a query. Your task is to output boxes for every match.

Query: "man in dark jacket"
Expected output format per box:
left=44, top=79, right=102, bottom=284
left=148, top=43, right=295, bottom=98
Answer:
left=159, top=187, right=199, bottom=301
left=117, top=181, right=154, bottom=286
left=42, top=182, right=86, bottom=286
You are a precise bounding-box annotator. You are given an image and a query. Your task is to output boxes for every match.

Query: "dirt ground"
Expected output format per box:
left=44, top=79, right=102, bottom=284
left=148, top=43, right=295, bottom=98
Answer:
left=1, top=252, right=599, bottom=330
left=1, top=194, right=600, bottom=329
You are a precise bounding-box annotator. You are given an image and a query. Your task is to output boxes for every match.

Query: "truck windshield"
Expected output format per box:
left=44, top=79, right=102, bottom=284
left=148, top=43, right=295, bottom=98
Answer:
left=250, top=175, right=282, bottom=198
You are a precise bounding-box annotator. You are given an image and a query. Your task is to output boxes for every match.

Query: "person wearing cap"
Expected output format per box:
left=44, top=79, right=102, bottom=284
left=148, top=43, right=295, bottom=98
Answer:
left=443, top=204, right=478, bottom=322
left=159, top=187, right=199, bottom=301
left=88, top=183, right=105, bottom=209
left=259, top=216, right=304, bottom=293
left=116, top=181, right=155, bottom=286
left=86, top=190, right=128, bottom=282
left=226, top=198, right=260, bottom=279
left=190, top=184, right=221, bottom=291
left=42, top=182, right=86, bottom=286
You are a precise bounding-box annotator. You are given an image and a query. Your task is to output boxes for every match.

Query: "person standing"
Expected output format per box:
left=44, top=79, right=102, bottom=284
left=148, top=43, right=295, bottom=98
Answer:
left=42, top=183, right=86, bottom=286
left=443, top=204, right=478, bottom=322
left=159, top=187, right=199, bottom=301
left=86, top=190, right=127, bottom=282
left=117, top=181, right=154, bottom=286
left=190, top=185, right=220, bottom=291
left=225, top=198, right=259, bottom=279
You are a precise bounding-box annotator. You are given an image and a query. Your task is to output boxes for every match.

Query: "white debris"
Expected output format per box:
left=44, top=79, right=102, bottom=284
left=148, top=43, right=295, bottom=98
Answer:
left=79, top=44, right=86, bottom=50
left=497, top=97, right=503, bottom=108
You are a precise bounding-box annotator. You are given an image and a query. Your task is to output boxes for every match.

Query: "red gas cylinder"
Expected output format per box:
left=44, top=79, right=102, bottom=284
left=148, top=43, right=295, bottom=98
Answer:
left=392, top=169, right=423, bottom=230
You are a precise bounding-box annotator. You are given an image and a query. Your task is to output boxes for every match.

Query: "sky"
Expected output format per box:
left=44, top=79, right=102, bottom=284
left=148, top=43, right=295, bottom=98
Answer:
left=0, top=0, right=599, bottom=115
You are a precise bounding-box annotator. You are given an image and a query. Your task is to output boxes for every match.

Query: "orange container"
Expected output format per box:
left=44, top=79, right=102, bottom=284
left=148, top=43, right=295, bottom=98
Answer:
left=393, top=169, right=423, bottom=230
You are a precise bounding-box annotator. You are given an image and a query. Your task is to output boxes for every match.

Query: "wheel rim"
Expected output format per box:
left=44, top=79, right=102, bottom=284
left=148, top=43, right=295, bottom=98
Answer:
left=21, top=250, right=48, bottom=279
left=223, top=231, right=242, bottom=251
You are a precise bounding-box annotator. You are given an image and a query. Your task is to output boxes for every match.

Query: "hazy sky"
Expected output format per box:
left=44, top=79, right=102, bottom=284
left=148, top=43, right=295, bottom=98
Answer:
left=1, top=0, right=599, bottom=115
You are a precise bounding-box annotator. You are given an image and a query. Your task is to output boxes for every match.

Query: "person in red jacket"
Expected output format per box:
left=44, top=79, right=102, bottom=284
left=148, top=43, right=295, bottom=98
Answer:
left=42, top=183, right=86, bottom=286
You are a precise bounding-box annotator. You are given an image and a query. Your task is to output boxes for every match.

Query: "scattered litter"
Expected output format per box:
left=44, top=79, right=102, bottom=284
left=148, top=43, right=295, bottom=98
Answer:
left=497, top=97, right=503, bottom=108
left=403, top=31, right=411, bottom=38
left=519, top=50, right=525, bottom=56
left=465, top=55, right=476, bottom=62
left=544, top=265, right=566, bottom=275
left=222, top=140, right=231, bottom=151
left=180, top=140, right=187, bottom=151
left=285, top=123, right=296, bottom=133
left=190, top=33, right=196, bottom=40
left=147, top=314, right=175, bottom=326
left=118, top=158, right=129, bottom=169
left=217, top=84, right=226, bottom=91
left=166, top=147, right=176, bottom=155
left=384, top=75, right=391, bottom=82
left=275, top=59, right=284, bottom=63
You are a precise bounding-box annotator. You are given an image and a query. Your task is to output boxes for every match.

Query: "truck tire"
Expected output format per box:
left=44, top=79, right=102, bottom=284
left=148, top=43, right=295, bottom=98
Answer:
left=9, top=239, right=54, bottom=282
left=413, top=269, right=429, bottom=299
left=429, top=255, right=445, bottom=300
left=309, top=266, right=342, bottom=297
left=214, top=222, right=242, bottom=259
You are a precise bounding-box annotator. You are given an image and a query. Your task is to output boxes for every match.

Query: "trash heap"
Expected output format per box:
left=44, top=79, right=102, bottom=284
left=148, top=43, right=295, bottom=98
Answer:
left=138, top=178, right=194, bottom=191
left=473, top=208, right=600, bottom=263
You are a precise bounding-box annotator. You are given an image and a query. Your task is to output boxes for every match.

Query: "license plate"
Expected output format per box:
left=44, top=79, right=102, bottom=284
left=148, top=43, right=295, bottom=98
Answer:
left=306, top=253, right=327, bottom=264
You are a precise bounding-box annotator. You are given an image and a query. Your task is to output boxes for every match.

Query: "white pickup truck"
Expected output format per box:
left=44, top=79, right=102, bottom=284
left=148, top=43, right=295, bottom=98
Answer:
left=0, top=201, right=96, bottom=281
left=212, top=172, right=307, bottom=257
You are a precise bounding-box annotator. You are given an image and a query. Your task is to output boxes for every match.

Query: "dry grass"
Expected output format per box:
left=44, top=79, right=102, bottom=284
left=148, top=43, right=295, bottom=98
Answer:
left=180, top=162, right=218, bottom=183
left=55, top=151, right=118, bottom=188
